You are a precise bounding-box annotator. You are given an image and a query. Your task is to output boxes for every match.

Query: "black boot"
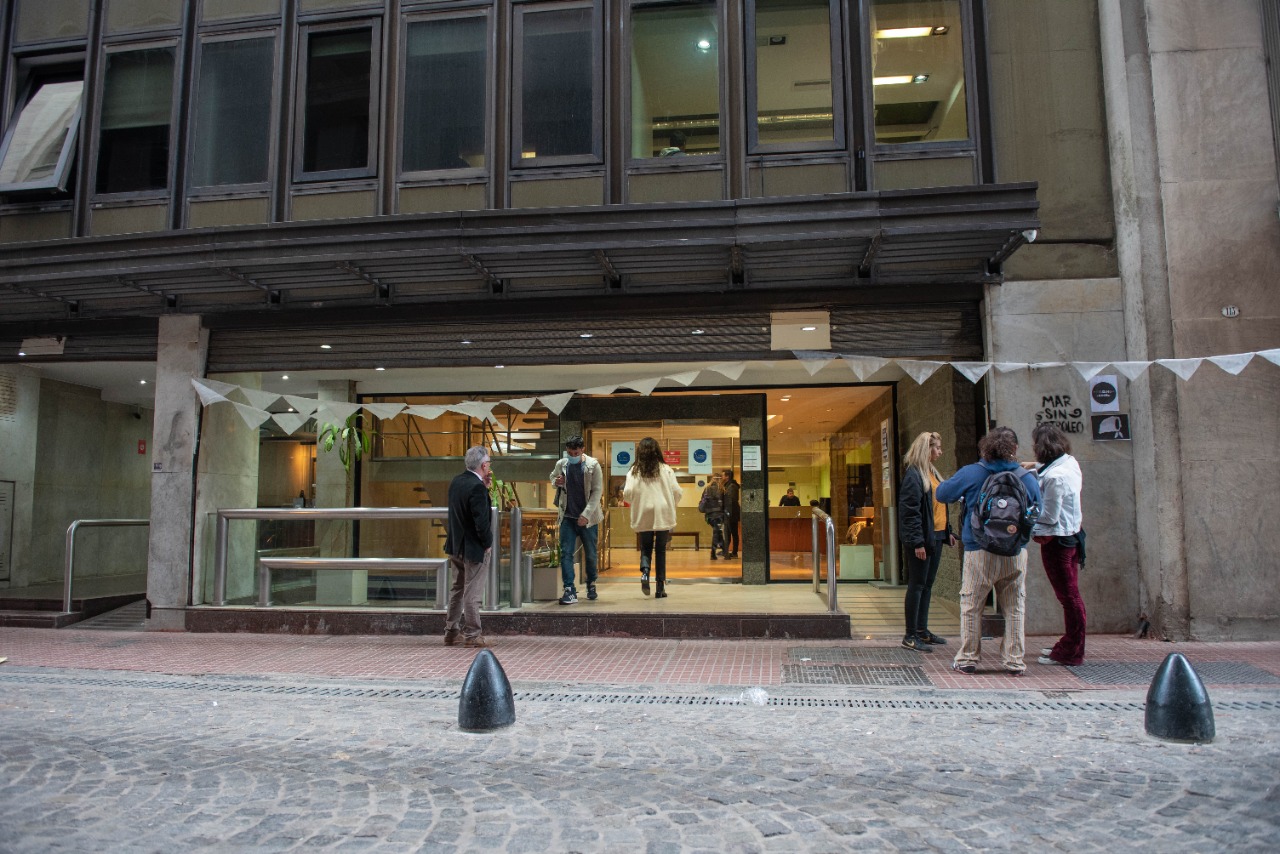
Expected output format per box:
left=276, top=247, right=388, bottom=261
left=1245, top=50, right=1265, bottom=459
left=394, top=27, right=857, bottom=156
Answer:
left=655, top=583, right=667, bottom=598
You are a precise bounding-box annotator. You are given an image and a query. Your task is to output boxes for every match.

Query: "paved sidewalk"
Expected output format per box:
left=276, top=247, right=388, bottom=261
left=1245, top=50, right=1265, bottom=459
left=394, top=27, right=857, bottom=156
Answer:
left=2, top=628, right=1279, bottom=852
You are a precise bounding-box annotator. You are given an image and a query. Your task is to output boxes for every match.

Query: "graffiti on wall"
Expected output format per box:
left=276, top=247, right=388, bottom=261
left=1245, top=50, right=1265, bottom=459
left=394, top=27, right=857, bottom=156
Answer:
left=1035, top=393, right=1085, bottom=434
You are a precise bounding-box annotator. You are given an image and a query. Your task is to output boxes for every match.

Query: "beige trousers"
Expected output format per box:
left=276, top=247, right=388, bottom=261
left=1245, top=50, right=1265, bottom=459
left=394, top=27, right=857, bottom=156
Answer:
left=955, top=548, right=1027, bottom=672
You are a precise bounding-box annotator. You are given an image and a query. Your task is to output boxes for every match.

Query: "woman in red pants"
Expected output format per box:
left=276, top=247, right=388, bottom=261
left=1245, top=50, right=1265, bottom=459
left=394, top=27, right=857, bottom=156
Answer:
left=1030, top=423, right=1085, bottom=666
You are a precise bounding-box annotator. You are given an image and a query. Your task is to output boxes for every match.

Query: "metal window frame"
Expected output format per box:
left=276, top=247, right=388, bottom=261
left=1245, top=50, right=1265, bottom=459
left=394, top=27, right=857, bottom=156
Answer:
left=90, top=39, right=181, bottom=200
left=510, top=0, right=604, bottom=169
left=0, top=61, right=85, bottom=194
left=292, top=18, right=382, bottom=183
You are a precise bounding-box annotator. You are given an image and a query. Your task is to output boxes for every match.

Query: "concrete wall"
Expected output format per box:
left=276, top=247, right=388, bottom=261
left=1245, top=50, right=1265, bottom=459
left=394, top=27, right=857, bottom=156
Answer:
left=0, top=368, right=40, bottom=587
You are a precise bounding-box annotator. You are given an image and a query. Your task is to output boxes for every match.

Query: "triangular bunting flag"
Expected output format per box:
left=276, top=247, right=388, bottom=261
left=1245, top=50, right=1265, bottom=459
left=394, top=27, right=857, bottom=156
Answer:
left=1072, top=362, right=1110, bottom=381
left=951, top=362, right=991, bottom=383
left=539, top=392, right=574, bottom=415
left=199, top=377, right=241, bottom=397
left=1258, top=348, right=1280, bottom=367
left=993, top=362, right=1026, bottom=373
left=238, top=386, right=281, bottom=410
left=363, top=402, right=407, bottom=420
left=1156, top=358, right=1203, bottom=381
left=1112, top=361, right=1150, bottom=380
left=898, top=360, right=945, bottom=385
left=840, top=355, right=889, bottom=381
left=316, top=401, right=361, bottom=423
left=271, top=412, right=308, bottom=435
left=405, top=404, right=448, bottom=420
left=799, top=356, right=838, bottom=376
left=191, top=379, right=230, bottom=407
left=622, top=377, right=663, bottom=396
left=504, top=397, right=537, bottom=413
left=1208, top=352, right=1254, bottom=375
left=664, top=370, right=699, bottom=386
left=231, top=403, right=272, bottom=430
left=450, top=401, right=497, bottom=422
left=577, top=384, right=618, bottom=396
left=283, top=395, right=320, bottom=417
left=707, top=362, right=747, bottom=381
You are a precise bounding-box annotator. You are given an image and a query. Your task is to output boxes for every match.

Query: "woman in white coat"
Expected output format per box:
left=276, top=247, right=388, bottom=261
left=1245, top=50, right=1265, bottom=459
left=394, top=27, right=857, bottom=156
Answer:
left=1030, top=423, right=1086, bottom=666
left=623, top=437, right=683, bottom=598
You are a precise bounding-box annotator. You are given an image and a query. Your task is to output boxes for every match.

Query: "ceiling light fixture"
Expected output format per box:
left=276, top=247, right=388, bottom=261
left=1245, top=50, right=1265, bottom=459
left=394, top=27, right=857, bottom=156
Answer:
left=320, top=344, right=332, bottom=350
left=281, top=375, right=289, bottom=380
left=692, top=329, right=705, bottom=335
left=696, top=38, right=711, bottom=52
left=801, top=325, right=817, bottom=331
left=912, top=74, right=930, bottom=84
left=461, top=340, right=472, bottom=345
left=873, top=75, right=913, bottom=86
left=375, top=367, right=385, bottom=371
left=139, top=379, right=147, bottom=385
left=580, top=333, right=594, bottom=338
left=495, top=364, right=505, bottom=369
left=876, top=25, right=946, bottom=39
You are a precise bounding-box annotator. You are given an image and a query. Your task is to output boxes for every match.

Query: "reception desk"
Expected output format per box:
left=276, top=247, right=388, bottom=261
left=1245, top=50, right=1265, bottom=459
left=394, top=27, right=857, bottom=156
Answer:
left=768, top=507, right=811, bottom=551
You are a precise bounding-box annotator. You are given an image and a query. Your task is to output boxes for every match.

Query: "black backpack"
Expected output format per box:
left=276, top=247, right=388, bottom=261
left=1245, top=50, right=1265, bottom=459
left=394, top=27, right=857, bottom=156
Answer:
left=968, top=469, right=1039, bottom=556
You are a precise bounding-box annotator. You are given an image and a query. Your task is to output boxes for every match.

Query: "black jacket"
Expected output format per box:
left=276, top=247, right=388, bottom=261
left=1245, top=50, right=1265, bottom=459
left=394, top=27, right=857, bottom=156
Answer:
left=722, top=479, right=741, bottom=518
left=897, top=467, right=951, bottom=555
left=445, top=470, right=493, bottom=563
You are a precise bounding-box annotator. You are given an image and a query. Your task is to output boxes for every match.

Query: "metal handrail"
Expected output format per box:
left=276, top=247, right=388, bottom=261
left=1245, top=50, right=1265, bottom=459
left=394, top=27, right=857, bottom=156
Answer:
left=810, top=508, right=839, bottom=613
left=212, top=506, right=498, bottom=608
left=64, top=519, right=150, bottom=613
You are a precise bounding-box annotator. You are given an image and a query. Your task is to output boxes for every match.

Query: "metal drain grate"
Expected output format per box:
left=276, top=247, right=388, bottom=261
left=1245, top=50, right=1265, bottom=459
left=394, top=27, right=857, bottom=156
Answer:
left=789, top=647, right=921, bottom=665
left=1069, top=661, right=1280, bottom=686
left=1, top=671, right=1276, bottom=713
left=782, top=663, right=931, bottom=687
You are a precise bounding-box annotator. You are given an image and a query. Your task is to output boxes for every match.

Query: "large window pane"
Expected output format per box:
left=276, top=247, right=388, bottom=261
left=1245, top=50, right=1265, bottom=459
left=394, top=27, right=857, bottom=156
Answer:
left=192, top=38, right=274, bottom=187
left=403, top=16, right=487, bottom=172
left=302, top=28, right=373, bottom=175
left=0, top=78, right=82, bottom=192
left=96, top=48, right=174, bottom=194
left=870, top=0, right=968, bottom=144
left=518, top=5, right=595, bottom=162
left=753, top=0, right=835, bottom=146
left=631, top=1, right=719, bottom=159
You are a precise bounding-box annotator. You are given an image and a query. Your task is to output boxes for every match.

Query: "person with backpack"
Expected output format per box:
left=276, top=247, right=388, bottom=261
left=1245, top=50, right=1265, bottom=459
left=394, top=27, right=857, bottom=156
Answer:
left=698, top=473, right=728, bottom=559
left=1029, top=423, right=1086, bottom=666
left=935, top=426, right=1042, bottom=675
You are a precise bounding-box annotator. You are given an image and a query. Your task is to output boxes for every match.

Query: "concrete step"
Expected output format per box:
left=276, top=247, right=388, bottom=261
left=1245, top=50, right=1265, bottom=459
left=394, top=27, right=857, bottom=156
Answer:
left=0, top=609, right=82, bottom=628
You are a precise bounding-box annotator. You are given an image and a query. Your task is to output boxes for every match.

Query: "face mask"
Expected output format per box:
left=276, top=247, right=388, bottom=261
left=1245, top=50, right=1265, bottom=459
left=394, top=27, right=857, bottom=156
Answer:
left=565, top=452, right=583, bottom=464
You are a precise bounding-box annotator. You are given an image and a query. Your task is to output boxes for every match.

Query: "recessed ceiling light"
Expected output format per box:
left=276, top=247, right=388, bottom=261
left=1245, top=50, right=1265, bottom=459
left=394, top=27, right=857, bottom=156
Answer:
left=696, top=38, right=711, bottom=52
left=461, top=340, right=472, bottom=345
left=692, top=329, right=705, bottom=335
left=801, top=325, right=817, bottom=331
left=873, top=75, right=913, bottom=86
left=495, top=364, right=505, bottom=369
left=281, top=374, right=289, bottom=380
left=375, top=367, right=385, bottom=371
left=912, top=74, right=930, bottom=84
left=580, top=333, right=593, bottom=338
left=876, top=26, right=937, bottom=39
left=139, top=379, right=147, bottom=385
left=320, top=344, right=332, bottom=350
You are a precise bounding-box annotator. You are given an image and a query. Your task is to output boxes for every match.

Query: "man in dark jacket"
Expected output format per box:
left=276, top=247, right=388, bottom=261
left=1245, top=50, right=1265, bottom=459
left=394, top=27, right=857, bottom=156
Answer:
left=721, top=469, right=741, bottom=558
left=936, top=427, right=1042, bottom=675
left=443, top=445, right=493, bottom=648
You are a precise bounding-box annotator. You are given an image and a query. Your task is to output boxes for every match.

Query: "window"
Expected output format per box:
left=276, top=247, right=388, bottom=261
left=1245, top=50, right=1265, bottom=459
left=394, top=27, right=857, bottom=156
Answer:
left=0, top=70, right=83, bottom=194
left=298, top=25, right=378, bottom=179
left=630, top=1, right=720, bottom=159
left=870, top=0, right=969, bottom=145
left=191, top=37, right=275, bottom=188
left=96, top=47, right=175, bottom=194
left=749, top=0, right=842, bottom=151
left=402, top=15, right=488, bottom=174
left=513, top=2, right=599, bottom=166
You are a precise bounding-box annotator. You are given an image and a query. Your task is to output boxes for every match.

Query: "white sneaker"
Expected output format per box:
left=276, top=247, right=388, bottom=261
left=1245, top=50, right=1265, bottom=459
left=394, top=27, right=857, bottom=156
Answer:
left=1041, top=648, right=1053, bottom=657
left=1038, top=655, right=1064, bottom=665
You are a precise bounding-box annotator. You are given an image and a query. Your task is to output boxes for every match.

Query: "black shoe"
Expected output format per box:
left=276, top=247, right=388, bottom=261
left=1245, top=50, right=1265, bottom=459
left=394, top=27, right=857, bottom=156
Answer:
left=952, top=662, right=976, bottom=674
left=709, top=553, right=717, bottom=560
left=558, top=587, right=577, bottom=605
left=918, top=630, right=947, bottom=645
left=655, top=586, right=668, bottom=599
left=640, top=572, right=650, bottom=596
left=587, top=584, right=598, bottom=601
left=902, top=635, right=933, bottom=653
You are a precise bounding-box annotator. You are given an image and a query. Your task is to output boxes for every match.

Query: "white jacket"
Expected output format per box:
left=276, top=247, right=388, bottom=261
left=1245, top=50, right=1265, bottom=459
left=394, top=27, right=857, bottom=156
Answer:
left=1033, top=454, right=1083, bottom=537
left=550, top=454, right=605, bottom=526
left=623, top=464, right=683, bottom=532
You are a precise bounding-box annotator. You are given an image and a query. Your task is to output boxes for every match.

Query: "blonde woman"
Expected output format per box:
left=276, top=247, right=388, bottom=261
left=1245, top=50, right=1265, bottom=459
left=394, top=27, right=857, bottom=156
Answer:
left=623, top=437, right=683, bottom=598
left=896, top=431, right=956, bottom=652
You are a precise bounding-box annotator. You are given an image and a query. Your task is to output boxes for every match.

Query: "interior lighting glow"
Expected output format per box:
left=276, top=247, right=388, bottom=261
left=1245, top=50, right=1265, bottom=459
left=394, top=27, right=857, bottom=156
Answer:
left=876, top=26, right=935, bottom=39
left=580, top=333, right=594, bottom=338
left=696, top=38, right=711, bottom=51
left=873, top=76, right=914, bottom=86
left=495, top=364, right=505, bottom=369
left=281, top=375, right=289, bottom=380
left=375, top=367, right=385, bottom=371
left=801, top=325, right=817, bottom=331
left=320, top=344, right=332, bottom=350
left=692, top=329, right=705, bottom=335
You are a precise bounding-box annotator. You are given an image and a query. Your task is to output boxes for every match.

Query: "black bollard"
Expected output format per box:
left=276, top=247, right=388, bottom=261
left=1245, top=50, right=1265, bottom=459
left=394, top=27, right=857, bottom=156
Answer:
left=458, top=648, right=516, bottom=732
left=1144, top=652, right=1215, bottom=743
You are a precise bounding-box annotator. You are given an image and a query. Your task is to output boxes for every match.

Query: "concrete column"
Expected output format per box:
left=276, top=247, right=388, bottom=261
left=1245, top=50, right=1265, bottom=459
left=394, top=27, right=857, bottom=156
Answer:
left=315, top=380, right=365, bottom=604
left=145, top=316, right=208, bottom=631
left=1098, top=0, right=1190, bottom=638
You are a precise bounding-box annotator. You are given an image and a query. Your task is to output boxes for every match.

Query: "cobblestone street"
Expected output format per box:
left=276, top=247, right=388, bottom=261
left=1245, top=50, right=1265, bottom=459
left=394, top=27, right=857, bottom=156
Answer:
left=2, top=652, right=1278, bottom=852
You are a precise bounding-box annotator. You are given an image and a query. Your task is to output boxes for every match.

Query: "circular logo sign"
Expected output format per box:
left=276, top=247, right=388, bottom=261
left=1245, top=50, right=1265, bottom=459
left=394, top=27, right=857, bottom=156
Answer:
left=616, top=451, right=632, bottom=466
left=693, top=449, right=708, bottom=463
left=1092, top=381, right=1117, bottom=406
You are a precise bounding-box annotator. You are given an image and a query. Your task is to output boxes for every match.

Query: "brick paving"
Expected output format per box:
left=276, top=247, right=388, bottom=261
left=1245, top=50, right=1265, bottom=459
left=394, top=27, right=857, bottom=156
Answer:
left=2, top=627, right=1279, bottom=852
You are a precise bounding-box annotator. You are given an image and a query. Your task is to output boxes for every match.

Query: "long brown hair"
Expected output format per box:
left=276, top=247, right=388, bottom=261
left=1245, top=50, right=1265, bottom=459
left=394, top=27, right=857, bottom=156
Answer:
left=1032, top=423, right=1072, bottom=464
left=632, top=436, right=663, bottom=478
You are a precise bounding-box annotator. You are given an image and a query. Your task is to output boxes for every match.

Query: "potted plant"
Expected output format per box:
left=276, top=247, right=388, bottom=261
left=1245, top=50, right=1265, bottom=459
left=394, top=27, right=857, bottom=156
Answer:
left=316, top=412, right=375, bottom=471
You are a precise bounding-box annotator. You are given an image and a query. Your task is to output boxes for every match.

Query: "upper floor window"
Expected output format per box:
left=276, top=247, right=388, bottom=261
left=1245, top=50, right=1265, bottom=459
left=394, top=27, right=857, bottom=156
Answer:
left=190, top=36, right=275, bottom=189
left=96, top=47, right=174, bottom=194
left=870, top=0, right=970, bottom=145
left=748, top=0, right=843, bottom=152
left=0, top=67, right=83, bottom=194
left=630, top=1, right=720, bottom=159
left=513, top=1, right=600, bottom=167
left=402, top=14, right=488, bottom=174
left=297, top=24, right=379, bottom=180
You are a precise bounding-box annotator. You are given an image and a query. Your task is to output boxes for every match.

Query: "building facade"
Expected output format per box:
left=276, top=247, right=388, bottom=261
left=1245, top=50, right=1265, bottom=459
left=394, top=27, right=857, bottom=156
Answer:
left=0, top=0, right=1275, bottom=639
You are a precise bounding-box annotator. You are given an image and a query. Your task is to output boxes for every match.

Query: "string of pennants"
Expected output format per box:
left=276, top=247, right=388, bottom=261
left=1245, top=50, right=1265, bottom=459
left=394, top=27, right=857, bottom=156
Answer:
left=191, top=347, right=1280, bottom=434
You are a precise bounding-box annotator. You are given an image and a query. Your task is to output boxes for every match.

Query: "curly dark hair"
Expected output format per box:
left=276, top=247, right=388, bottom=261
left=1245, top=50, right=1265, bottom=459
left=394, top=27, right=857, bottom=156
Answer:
left=977, top=426, right=1019, bottom=462
left=1032, top=423, right=1072, bottom=463
left=632, top=437, right=663, bottom=479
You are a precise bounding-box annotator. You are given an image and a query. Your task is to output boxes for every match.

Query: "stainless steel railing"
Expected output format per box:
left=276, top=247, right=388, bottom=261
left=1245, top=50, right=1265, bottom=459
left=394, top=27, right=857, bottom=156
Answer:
left=810, top=508, right=839, bottom=613
left=212, top=506, right=499, bottom=608
left=64, top=519, right=150, bottom=613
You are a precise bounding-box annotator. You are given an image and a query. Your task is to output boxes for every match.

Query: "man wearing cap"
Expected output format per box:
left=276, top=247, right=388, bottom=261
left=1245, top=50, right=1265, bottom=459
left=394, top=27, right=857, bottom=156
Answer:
left=550, top=435, right=605, bottom=604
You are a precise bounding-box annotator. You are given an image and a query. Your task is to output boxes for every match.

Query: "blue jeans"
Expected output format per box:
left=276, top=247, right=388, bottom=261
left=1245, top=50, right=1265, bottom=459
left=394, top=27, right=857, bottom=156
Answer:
left=559, top=519, right=598, bottom=592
